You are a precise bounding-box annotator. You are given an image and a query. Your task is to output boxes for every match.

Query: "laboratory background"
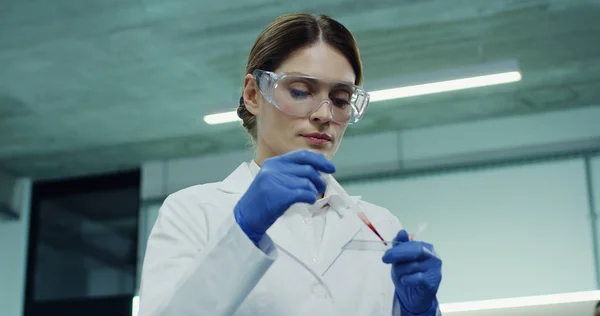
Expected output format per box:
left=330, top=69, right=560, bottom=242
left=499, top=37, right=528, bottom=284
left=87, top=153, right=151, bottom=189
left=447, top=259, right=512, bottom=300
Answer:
left=1, top=0, right=600, bottom=315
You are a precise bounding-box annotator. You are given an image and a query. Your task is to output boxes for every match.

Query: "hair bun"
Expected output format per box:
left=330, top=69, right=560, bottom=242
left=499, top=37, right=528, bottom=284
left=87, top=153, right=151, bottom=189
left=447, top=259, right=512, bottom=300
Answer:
left=237, top=96, right=257, bottom=139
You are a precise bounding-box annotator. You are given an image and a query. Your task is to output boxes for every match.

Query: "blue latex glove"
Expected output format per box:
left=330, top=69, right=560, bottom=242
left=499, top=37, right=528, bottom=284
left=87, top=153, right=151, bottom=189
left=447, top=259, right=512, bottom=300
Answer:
left=234, top=149, right=336, bottom=246
left=382, top=230, right=442, bottom=315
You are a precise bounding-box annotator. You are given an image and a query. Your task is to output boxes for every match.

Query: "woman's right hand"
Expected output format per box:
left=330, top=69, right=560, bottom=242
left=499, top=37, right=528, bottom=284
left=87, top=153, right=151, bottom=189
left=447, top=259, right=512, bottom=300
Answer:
left=233, top=149, right=336, bottom=246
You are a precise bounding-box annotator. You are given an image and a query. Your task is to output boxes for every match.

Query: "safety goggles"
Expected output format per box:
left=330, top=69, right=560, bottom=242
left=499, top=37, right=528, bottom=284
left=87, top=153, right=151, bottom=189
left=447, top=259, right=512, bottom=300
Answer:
left=253, top=69, right=370, bottom=124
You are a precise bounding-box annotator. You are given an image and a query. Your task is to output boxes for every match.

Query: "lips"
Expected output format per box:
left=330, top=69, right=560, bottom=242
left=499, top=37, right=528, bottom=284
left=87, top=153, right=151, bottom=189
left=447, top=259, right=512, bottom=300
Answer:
left=301, top=133, right=332, bottom=141
left=301, top=132, right=332, bottom=146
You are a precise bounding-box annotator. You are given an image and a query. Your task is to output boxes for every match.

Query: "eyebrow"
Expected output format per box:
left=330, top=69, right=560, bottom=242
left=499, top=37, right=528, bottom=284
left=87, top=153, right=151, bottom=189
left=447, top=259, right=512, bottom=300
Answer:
left=286, top=71, right=355, bottom=86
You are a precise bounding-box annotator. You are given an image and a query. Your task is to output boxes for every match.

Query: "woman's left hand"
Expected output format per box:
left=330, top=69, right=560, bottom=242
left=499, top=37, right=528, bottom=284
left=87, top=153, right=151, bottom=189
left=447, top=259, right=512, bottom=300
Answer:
left=382, top=230, right=442, bottom=315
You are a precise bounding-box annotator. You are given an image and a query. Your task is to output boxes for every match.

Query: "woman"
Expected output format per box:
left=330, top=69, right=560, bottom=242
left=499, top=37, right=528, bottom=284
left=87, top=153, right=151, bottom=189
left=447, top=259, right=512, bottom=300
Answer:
left=138, top=13, right=442, bottom=316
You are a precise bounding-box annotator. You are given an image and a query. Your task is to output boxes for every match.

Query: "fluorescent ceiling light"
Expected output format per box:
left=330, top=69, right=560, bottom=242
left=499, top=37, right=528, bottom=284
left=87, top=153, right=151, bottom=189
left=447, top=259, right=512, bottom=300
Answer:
left=440, top=290, right=600, bottom=313
left=369, top=71, right=521, bottom=102
left=203, top=61, right=521, bottom=125
left=204, top=111, right=242, bottom=125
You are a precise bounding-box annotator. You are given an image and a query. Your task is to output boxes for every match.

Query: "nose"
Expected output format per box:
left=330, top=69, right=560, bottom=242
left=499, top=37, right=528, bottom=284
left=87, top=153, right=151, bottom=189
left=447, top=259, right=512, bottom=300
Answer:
left=309, top=100, right=333, bottom=123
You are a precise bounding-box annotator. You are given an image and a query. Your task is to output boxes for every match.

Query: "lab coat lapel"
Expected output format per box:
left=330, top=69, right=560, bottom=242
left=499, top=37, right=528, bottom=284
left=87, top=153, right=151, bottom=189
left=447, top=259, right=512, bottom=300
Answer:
left=316, top=176, right=363, bottom=276
left=217, top=162, right=254, bottom=195
left=217, top=162, right=314, bottom=268
left=316, top=200, right=362, bottom=276
left=265, top=212, right=313, bottom=267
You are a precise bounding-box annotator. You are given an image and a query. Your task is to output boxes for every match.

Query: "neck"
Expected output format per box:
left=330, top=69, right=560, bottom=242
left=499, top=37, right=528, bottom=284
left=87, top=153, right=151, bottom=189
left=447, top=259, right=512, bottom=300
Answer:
left=253, top=139, right=275, bottom=167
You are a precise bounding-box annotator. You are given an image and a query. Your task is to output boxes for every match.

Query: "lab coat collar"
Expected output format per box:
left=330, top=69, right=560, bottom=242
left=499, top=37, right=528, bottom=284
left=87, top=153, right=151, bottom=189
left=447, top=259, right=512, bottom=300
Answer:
left=217, top=162, right=255, bottom=194
left=323, top=173, right=363, bottom=217
left=218, top=160, right=362, bottom=210
left=217, top=161, right=364, bottom=276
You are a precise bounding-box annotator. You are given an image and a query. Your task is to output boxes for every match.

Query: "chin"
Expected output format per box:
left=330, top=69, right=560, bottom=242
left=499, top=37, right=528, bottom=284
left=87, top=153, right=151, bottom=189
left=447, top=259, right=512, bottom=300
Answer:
left=310, top=147, right=335, bottom=159
left=286, top=138, right=337, bottom=158
left=286, top=145, right=327, bottom=157
left=305, top=144, right=329, bottom=152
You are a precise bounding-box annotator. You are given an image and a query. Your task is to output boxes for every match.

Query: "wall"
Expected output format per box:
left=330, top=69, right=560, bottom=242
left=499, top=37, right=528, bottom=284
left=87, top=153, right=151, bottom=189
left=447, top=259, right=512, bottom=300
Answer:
left=140, top=106, right=600, bottom=196
left=590, top=154, right=600, bottom=289
left=343, top=158, right=596, bottom=303
left=0, top=172, right=32, bottom=316
left=138, top=106, right=600, bottom=303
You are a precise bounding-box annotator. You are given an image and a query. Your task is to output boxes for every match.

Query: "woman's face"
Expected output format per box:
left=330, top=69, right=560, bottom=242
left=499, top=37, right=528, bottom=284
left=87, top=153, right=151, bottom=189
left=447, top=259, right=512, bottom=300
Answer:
left=243, top=41, right=356, bottom=164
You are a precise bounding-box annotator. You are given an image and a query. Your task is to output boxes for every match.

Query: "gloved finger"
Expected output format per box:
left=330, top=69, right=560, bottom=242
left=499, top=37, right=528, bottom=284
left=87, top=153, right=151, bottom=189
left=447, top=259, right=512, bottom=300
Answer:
left=271, top=172, right=319, bottom=196
left=280, top=149, right=336, bottom=174
left=392, top=229, right=410, bottom=243
left=382, top=242, right=435, bottom=264
left=392, top=258, right=438, bottom=276
left=399, top=272, right=426, bottom=287
left=421, top=242, right=441, bottom=260
left=399, top=270, right=442, bottom=292
left=298, top=178, right=319, bottom=197
left=283, top=164, right=327, bottom=194
left=286, top=187, right=318, bottom=205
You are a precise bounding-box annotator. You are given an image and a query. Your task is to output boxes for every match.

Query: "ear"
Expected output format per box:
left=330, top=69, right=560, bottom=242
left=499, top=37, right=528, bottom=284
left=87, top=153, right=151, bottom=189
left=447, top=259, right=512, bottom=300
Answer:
left=242, top=73, right=260, bottom=116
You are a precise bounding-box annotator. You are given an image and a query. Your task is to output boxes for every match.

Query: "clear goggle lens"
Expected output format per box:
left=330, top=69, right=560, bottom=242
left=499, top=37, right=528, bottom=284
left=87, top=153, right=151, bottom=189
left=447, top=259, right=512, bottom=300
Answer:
left=254, top=70, right=370, bottom=124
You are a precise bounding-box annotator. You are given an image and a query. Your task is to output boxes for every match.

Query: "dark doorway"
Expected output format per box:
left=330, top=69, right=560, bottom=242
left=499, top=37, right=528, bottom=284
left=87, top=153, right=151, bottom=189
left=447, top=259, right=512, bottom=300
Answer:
left=24, top=169, right=140, bottom=316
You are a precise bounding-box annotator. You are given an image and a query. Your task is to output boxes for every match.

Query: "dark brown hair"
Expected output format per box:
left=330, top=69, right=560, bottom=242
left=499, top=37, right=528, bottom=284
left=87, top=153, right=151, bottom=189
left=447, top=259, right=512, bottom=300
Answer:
left=237, top=13, right=363, bottom=140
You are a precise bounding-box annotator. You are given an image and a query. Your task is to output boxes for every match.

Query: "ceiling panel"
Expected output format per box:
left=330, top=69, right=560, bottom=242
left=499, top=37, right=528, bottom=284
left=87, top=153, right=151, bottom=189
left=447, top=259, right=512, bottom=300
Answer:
left=0, top=0, right=599, bottom=179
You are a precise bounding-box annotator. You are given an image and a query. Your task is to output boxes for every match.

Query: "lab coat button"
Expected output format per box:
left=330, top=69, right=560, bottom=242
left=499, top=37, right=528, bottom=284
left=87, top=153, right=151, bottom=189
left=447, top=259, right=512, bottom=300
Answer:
left=302, top=217, right=312, bottom=224
left=311, top=283, right=328, bottom=298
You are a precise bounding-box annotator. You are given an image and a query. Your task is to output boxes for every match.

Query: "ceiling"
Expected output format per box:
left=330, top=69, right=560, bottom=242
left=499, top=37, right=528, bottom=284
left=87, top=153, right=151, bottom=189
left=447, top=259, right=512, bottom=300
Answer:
left=1, top=0, right=599, bottom=179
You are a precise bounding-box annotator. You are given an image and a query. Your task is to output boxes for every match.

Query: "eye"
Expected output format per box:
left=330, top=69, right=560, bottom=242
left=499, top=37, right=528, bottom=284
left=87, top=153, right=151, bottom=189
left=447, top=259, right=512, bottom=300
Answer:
left=331, top=98, right=350, bottom=108
left=331, top=90, right=351, bottom=107
left=289, top=88, right=311, bottom=99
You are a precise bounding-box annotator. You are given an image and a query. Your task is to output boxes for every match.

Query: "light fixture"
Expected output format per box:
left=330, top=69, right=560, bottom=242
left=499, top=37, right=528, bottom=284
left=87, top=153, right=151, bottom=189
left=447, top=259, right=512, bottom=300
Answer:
left=369, top=71, right=521, bottom=102
left=440, top=290, right=600, bottom=313
left=203, top=111, right=242, bottom=125
left=202, top=60, right=521, bottom=125
left=131, top=290, right=600, bottom=316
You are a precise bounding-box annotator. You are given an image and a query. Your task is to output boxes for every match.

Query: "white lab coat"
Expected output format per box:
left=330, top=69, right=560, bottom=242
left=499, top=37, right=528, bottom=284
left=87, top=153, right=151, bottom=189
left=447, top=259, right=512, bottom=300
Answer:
left=138, top=161, right=405, bottom=316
